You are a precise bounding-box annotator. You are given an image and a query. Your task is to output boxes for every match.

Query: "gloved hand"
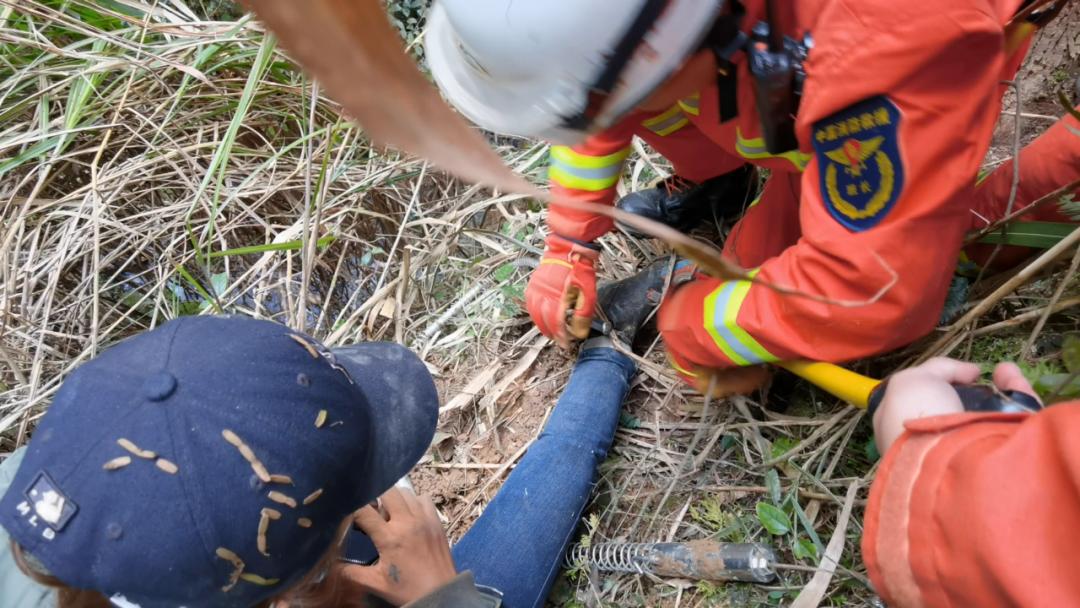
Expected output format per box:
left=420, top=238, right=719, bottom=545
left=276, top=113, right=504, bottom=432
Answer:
left=526, top=234, right=601, bottom=348
left=659, top=283, right=769, bottom=397
left=667, top=349, right=770, bottom=398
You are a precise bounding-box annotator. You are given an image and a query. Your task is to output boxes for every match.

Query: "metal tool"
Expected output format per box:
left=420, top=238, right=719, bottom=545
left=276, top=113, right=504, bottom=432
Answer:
left=776, top=360, right=1043, bottom=414
left=570, top=540, right=776, bottom=583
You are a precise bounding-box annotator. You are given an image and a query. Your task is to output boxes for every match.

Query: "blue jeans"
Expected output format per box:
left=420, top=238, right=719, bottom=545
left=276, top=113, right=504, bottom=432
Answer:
left=451, top=346, right=635, bottom=608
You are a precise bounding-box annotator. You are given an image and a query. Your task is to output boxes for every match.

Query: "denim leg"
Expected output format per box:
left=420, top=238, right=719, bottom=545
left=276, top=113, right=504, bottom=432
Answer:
left=451, top=346, right=635, bottom=608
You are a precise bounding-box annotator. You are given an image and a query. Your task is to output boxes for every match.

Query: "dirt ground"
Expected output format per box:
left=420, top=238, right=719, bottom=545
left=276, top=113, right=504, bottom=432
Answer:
left=414, top=346, right=574, bottom=540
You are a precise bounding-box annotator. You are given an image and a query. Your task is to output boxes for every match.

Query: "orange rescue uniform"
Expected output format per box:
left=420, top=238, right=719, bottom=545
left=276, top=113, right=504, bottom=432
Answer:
left=544, top=0, right=1080, bottom=374
left=864, top=402, right=1080, bottom=606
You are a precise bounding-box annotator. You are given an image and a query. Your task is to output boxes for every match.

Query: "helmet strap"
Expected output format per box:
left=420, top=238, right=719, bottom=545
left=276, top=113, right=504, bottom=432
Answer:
left=701, top=1, right=747, bottom=123
left=559, top=0, right=670, bottom=132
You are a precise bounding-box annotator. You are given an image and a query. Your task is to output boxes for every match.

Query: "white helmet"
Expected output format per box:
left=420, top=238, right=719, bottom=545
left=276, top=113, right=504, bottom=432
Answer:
left=426, top=0, right=725, bottom=144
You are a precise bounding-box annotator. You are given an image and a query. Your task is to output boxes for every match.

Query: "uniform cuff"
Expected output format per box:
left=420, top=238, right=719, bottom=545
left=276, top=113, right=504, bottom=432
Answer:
left=863, top=411, right=1029, bottom=606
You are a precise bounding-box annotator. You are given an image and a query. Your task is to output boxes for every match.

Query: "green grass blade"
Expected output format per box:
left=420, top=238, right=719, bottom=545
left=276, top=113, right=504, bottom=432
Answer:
left=186, top=31, right=277, bottom=260
left=976, top=221, right=1075, bottom=249
left=173, top=264, right=222, bottom=314
left=206, top=235, right=336, bottom=259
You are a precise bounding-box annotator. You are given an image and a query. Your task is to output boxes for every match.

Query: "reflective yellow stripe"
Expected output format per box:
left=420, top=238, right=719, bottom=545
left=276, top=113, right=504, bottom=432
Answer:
left=735, top=128, right=811, bottom=172
left=668, top=355, right=699, bottom=378
left=549, top=165, right=621, bottom=191
left=678, top=93, right=700, bottom=116
left=548, top=145, right=630, bottom=191
left=540, top=258, right=573, bottom=270
left=642, top=104, right=689, bottom=136
left=702, top=277, right=777, bottom=366
left=655, top=116, right=689, bottom=136
left=550, top=145, right=630, bottom=170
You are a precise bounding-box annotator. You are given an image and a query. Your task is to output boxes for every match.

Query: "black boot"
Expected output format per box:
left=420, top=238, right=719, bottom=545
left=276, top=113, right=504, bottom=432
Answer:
left=595, top=258, right=672, bottom=347
left=616, top=165, right=756, bottom=237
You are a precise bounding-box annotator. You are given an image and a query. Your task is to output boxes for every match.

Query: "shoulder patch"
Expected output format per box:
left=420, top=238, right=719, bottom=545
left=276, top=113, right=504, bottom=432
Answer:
left=812, top=96, right=904, bottom=232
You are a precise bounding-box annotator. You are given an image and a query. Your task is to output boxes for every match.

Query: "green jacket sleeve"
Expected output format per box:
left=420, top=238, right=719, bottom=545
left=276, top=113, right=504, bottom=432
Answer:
left=401, top=572, right=502, bottom=608
left=0, top=448, right=57, bottom=608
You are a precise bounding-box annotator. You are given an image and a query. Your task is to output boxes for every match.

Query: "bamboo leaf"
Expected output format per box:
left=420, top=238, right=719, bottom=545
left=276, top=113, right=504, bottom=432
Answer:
left=187, top=32, right=278, bottom=259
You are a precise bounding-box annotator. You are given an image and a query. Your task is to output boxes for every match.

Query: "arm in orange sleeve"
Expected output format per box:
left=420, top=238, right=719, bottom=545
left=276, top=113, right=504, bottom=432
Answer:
left=970, top=104, right=1080, bottom=228
left=863, top=402, right=1080, bottom=607
left=546, top=103, right=746, bottom=241
left=661, top=4, right=1010, bottom=369
left=545, top=120, right=636, bottom=243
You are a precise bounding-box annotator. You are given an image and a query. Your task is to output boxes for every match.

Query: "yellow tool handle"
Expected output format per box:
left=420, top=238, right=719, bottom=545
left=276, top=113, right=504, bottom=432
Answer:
left=776, top=360, right=882, bottom=409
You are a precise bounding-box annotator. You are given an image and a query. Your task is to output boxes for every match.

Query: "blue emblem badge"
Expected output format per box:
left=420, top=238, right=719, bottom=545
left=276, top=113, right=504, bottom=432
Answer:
left=812, top=96, right=904, bottom=232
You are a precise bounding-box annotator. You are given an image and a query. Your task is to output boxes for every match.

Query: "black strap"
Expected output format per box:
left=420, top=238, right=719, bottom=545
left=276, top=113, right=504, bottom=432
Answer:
left=866, top=380, right=888, bottom=421
left=717, top=72, right=740, bottom=122
left=553, top=233, right=601, bottom=251
left=560, top=0, right=670, bottom=131
left=702, top=1, right=747, bottom=122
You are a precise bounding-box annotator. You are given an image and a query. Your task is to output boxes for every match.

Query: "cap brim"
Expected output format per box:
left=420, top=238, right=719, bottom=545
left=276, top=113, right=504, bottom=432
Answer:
left=331, top=343, right=438, bottom=495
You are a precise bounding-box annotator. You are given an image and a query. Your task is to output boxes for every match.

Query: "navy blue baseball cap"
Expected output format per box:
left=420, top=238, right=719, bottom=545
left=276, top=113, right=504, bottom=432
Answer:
left=0, top=316, right=439, bottom=607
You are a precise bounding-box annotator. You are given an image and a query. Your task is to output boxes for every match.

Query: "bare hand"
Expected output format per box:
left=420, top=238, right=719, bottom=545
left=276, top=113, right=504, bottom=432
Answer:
left=873, top=358, right=1038, bottom=453
left=341, top=488, right=457, bottom=605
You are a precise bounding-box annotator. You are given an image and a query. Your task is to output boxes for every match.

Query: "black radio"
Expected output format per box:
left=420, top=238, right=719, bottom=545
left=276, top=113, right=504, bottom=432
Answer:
left=746, top=0, right=812, bottom=154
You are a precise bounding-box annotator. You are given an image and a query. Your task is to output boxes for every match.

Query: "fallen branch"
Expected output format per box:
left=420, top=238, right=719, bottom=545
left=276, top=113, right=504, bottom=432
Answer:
left=1023, top=243, right=1080, bottom=358
left=970, top=296, right=1080, bottom=337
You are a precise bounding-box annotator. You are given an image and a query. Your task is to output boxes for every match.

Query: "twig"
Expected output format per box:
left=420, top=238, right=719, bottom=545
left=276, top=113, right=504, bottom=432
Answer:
left=296, top=79, right=320, bottom=330
left=375, top=162, right=427, bottom=295
left=789, top=482, right=860, bottom=608
left=556, top=197, right=900, bottom=309
left=920, top=225, right=1080, bottom=362
left=973, top=79, right=1023, bottom=282
left=966, top=179, right=1080, bottom=244
left=970, top=296, right=1080, bottom=337
left=647, top=376, right=716, bottom=536
left=695, top=485, right=865, bottom=505
left=394, top=248, right=411, bottom=344
left=1023, top=243, right=1080, bottom=359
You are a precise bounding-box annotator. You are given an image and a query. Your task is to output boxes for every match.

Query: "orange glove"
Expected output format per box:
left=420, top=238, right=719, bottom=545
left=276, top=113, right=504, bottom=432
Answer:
left=661, top=287, right=769, bottom=398
left=666, top=349, right=770, bottom=398
left=526, top=234, right=600, bottom=348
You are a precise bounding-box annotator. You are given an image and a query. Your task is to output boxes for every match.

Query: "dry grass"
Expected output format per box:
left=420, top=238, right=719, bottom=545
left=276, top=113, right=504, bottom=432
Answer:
left=1, top=3, right=1078, bottom=607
